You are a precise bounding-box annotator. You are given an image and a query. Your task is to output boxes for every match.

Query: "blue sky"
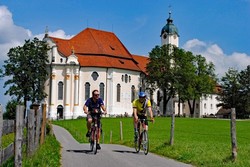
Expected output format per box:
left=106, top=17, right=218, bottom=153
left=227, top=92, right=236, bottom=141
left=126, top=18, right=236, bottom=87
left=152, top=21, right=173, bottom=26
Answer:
left=0, top=0, right=250, bottom=109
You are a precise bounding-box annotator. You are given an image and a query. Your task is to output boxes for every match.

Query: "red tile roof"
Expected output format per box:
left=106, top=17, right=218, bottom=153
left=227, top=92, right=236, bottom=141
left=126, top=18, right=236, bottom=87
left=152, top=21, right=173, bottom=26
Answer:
left=49, top=28, right=143, bottom=72
left=132, top=54, right=150, bottom=74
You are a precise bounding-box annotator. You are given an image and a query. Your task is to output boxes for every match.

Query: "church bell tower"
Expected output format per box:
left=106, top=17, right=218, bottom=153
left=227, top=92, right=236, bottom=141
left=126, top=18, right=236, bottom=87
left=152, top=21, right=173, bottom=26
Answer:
left=160, top=11, right=179, bottom=47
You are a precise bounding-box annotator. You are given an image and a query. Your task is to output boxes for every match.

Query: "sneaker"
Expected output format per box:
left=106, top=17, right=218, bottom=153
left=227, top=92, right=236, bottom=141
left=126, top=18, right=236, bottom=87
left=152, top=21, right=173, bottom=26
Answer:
left=97, top=144, right=101, bottom=150
left=86, top=131, right=91, bottom=137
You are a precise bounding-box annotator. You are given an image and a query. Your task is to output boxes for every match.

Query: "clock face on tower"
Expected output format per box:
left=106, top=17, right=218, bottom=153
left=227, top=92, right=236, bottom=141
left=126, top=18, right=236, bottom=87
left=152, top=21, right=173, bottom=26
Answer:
left=163, top=34, right=167, bottom=39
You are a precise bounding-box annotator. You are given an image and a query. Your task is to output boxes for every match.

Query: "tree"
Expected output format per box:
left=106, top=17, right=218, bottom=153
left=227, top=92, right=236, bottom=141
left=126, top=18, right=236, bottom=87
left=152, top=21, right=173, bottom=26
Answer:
left=146, top=44, right=176, bottom=115
left=146, top=45, right=216, bottom=117
left=1, top=37, right=49, bottom=112
left=185, top=55, right=216, bottom=117
left=3, top=99, right=21, bottom=119
left=219, top=66, right=250, bottom=118
left=238, top=65, right=250, bottom=117
left=218, top=68, right=240, bottom=108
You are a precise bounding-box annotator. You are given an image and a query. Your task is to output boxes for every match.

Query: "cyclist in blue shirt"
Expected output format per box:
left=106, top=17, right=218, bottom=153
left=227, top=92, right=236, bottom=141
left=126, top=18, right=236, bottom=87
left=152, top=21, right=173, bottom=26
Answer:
left=83, top=89, right=107, bottom=150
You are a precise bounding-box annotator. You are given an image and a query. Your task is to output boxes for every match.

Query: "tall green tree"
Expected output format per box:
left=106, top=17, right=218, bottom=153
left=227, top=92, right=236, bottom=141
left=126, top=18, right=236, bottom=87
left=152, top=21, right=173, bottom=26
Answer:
left=146, top=44, right=176, bottom=115
left=146, top=45, right=216, bottom=117
left=186, top=55, right=216, bottom=116
left=238, top=65, right=250, bottom=117
left=218, top=68, right=241, bottom=109
left=218, top=66, right=250, bottom=118
left=1, top=37, right=49, bottom=111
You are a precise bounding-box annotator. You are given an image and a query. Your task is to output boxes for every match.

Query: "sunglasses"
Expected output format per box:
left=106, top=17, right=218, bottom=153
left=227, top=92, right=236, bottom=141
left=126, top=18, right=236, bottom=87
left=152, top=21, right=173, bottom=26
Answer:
left=94, top=94, right=99, bottom=96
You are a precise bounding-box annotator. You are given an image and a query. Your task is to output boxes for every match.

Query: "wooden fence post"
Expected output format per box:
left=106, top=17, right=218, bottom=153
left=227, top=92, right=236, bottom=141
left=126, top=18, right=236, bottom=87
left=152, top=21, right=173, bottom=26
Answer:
left=15, top=105, right=24, bottom=167
left=31, top=104, right=41, bottom=151
left=40, top=104, right=47, bottom=144
left=0, top=105, right=3, bottom=165
left=27, top=109, right=35, bottom=157
left=230, top=108, right=237, bottom=161
left=170, top=108, right=175, bottom=146
left=110, top=131, right=112, bottom=143
left=120, top=121, right=123, bottom=141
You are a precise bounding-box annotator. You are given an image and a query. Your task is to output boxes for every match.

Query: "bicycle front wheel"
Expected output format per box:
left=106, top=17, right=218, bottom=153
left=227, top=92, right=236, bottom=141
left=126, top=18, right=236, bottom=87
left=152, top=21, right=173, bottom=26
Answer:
left=134, top=133, right=140, bottom=153
left=93, top=130, right=98, bottom=154
left=142, top=131, right=149, bottom=155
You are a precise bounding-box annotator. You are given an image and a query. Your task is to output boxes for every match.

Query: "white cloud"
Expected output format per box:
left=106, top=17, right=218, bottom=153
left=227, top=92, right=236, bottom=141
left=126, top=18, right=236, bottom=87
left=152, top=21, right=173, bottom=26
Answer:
left=35, top=29, right=74, bottom=40
left=0, top=5, right=74, bottom=109
left=0, top=6, right=33, bottom=61
left=182, top=39, right=250, bottom=78
left=0, top=6, right=73, bottom=61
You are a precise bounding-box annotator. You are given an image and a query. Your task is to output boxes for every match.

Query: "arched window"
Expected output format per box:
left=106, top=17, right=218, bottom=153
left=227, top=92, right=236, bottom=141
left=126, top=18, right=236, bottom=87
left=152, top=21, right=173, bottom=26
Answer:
left=58, top=81, right=63, bottom=100
left=131, top=85, right=135, bottom=102
left=99, top=83, right=105, bottom=100
left=85, top=82, right=90, bottom=100
left=117, top=84, right=121, bottom=102
left=125, top=74, right=128, bottom=83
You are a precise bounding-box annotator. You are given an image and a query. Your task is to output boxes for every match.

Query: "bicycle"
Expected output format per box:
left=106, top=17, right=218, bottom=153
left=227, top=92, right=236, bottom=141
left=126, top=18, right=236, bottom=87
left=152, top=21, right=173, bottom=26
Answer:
left=134, top=118, right=153, bottom=155
left=89, top=113, right=102, bottom=154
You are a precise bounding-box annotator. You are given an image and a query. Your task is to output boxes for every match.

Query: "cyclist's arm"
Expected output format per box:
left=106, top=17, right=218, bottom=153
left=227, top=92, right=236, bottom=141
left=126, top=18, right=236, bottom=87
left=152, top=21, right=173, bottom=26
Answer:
left=101, top=105, right=107, bottom=114
left=146, top=100, right=154, bottom=121
left=83, top=105, right=88, bottom=114
left=133, top=107, right=138, bottom=118
left=148, top=106, right=154, bottom=119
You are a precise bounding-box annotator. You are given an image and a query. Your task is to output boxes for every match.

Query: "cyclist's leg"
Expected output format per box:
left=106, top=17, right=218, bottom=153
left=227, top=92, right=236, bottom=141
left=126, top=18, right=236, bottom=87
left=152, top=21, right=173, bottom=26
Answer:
left=96, top=118, right=101, bottom=149
left=133, top=114, right=139, bottom=141
left=86, top=114, right=92, bottom=137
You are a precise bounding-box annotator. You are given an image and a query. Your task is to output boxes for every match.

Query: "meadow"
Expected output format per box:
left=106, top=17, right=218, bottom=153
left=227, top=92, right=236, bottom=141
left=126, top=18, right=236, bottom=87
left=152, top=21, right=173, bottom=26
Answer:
left=53, top=117, right=250, bottom=167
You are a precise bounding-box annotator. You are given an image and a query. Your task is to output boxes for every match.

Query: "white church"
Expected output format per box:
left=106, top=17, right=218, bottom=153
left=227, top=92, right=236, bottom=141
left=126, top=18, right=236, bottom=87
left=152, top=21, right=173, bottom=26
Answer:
left=43, top=12, right=221, bottom=120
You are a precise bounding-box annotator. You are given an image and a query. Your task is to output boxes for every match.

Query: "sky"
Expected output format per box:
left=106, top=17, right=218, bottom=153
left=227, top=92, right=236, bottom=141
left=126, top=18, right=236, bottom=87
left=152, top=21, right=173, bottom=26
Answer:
left=0, top=0, right=250, bottom=110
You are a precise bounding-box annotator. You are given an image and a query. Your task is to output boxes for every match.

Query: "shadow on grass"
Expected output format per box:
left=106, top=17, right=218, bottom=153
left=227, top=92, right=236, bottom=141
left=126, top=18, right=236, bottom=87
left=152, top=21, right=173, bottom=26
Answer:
left=223, top=155, right=237, bottom=164
left=154, top=142, right=170, bottom=150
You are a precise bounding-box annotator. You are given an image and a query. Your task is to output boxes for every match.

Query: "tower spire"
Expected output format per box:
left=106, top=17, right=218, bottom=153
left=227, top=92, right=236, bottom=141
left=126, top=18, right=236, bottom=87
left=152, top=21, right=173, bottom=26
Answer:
left=44, top=26, right=49, bottom=38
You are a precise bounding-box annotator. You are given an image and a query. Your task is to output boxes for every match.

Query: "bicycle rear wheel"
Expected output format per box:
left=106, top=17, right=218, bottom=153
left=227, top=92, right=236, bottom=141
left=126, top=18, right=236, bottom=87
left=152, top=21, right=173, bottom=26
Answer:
left=142, top=131, right=149, bottom=155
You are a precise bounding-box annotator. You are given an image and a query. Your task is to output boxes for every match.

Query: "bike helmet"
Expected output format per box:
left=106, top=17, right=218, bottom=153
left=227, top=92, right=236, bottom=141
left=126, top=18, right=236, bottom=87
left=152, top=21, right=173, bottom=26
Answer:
left=138, top=92, right=146, bottom=98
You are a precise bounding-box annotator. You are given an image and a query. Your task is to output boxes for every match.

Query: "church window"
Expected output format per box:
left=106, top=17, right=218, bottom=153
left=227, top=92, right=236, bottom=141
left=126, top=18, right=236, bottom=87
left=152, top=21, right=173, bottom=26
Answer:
left=131, top=85, right=135, bottom=102
left=85, top=82, right=91, bottom=100
left=204, top=103, right=207, bottom=109
left=58, top=81, right=64, bottom=100
left=125, top=74, right=128, bottom=83
left=117, top=84, right=121, bottom=102
left=52, top=56, right=55, bottom=62
left=60, top=58, right=63, bottom=63
left=99, top=83, right=105, bottom=100
left=91, top=71, right=99, bottom=81
left=121, top=75, right=124, bottom=81
left=129, top=76, right=131, bottom=82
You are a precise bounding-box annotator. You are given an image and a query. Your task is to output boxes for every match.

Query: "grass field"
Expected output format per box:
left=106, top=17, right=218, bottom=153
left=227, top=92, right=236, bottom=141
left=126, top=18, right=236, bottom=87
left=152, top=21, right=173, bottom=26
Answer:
left=53, top=117, right=250, bottom=167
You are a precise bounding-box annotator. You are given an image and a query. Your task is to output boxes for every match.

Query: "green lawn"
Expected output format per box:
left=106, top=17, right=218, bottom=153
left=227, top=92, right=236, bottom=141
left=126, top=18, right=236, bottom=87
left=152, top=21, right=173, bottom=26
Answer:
left=53, top=117, right=250, bottom=167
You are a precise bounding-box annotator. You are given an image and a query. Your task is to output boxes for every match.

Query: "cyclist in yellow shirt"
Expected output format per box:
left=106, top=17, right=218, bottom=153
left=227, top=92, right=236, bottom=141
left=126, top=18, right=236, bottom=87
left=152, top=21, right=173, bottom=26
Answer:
left=132, top=92, right=154, bottom=141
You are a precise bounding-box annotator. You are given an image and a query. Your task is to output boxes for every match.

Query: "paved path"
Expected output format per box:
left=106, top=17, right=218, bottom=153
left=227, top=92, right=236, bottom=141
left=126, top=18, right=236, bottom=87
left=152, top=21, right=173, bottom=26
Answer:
left=53, top=125, right=193, bottom=167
